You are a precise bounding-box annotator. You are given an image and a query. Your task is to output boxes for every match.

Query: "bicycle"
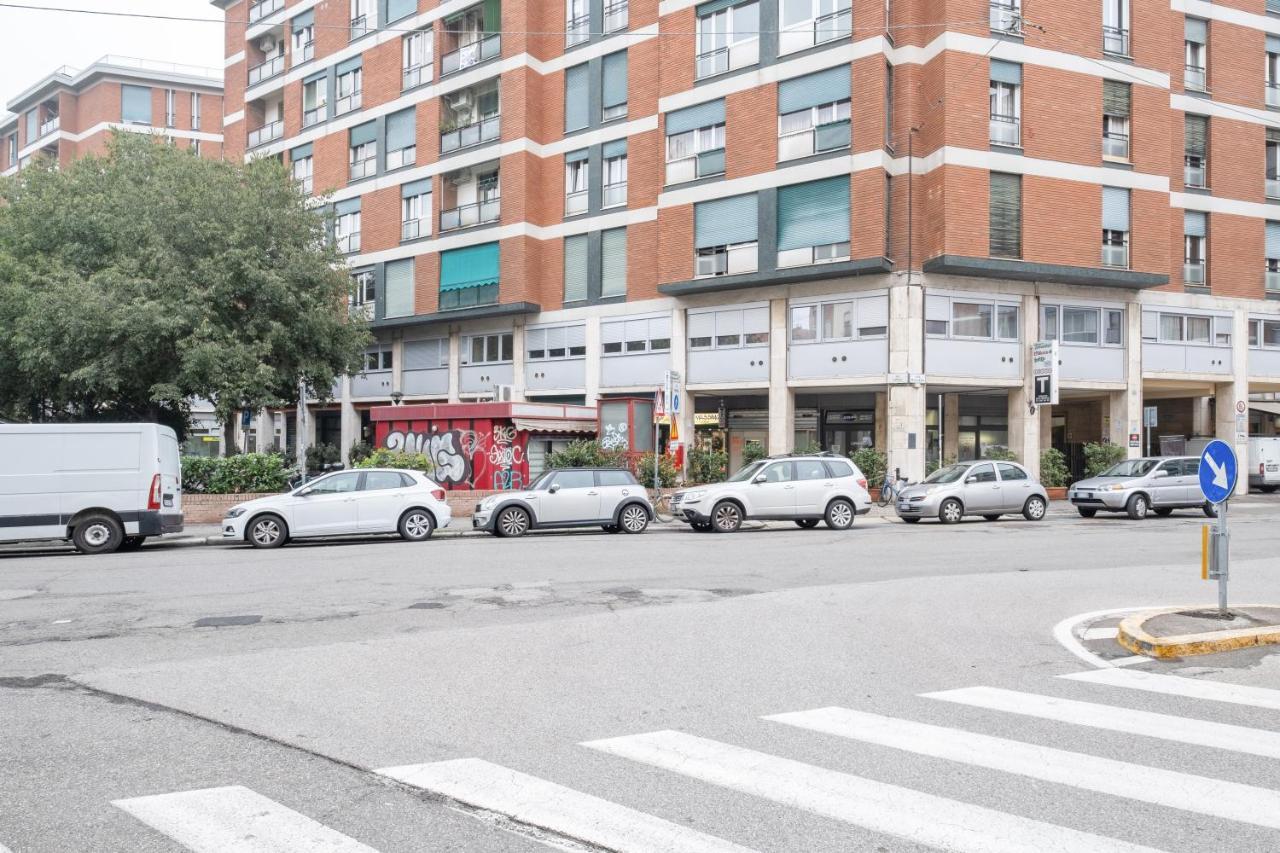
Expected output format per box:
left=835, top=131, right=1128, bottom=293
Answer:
left=876, top=469, right=909, bottom=507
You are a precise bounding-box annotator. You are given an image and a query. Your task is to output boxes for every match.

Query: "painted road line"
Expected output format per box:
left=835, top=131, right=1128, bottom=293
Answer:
left=1081, top=626, right=1119, bottom=640
left=1110, top=655, right=1149, bottom=667
left=924, top=686, right=1280, bottom=759
left=581, top=730, right=1166, bottom=853
left=767, top=707, right=1280, bottom=831
left=113, top=786, right=378, bottom=853
left=377, top=758, right=758, bottom=853
left=1062, top=667, right=1280, bottom=711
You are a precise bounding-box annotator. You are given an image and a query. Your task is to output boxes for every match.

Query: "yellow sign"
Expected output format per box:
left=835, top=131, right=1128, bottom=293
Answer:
left=1201, top=524, right=1210, bottom=580
left=200, top=435, right=220, bottom=442
left=655, top=413, right=721, bottom=426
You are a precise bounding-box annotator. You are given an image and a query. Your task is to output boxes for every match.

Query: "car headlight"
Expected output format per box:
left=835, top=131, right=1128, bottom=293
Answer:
left=480, top=496, right=499, bottom=509
left=225, top=507, right=246, bottom=519
left=1103, top=483, right=1128, bottom=492
left=682, top=489, right=706, bottom=502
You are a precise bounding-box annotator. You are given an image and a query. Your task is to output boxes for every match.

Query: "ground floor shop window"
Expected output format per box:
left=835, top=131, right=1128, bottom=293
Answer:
left=821, top=410, right=873, bottom=455
left=957, top=414, right=1008, bottom=460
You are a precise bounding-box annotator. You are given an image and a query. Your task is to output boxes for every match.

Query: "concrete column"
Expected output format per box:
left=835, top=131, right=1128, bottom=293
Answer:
left=1039, top=403, right=1052, bottom=450
left=1191, top=396, right=1213, bottom=437
left=584, top=316, right=601, bottom=406
left=1118, top=301, right=1144, bottom=459
left=943, top=392, right=960, bottom=462
left=670, top=307, right=691, bottom=479
left=339, top=375, right=358, bottom=464
left=767, top=297, right=794, bottom=455
left=390, top=331, right=404, bottom=396
left=887, top=276, right=926, bottom=481
left=447, top=329, right=461, bottom=403
left=254, top=408, right=272, bottom=453
left=511, top=323, right=527, bottom=401
left=874, top=391, right=888, bottom=450
left=1215, top=309, right=1250, bottom=496
left=1008, top=293, right=1041, bottom=479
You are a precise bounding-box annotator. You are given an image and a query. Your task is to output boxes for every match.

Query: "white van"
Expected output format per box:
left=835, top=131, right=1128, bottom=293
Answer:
left=1249, top=436, right=1280, bottom=493
left=0, top=423, right=184, bottom=553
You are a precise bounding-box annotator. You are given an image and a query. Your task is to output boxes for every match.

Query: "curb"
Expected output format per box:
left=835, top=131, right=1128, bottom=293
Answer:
left=1116, top=606, right=1280, bottom=659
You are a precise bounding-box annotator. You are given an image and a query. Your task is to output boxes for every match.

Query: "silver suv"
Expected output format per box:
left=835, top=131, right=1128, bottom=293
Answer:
left=670, top=454, right=871, bottom=533
left=1068, top=456, right=1216, bottom=520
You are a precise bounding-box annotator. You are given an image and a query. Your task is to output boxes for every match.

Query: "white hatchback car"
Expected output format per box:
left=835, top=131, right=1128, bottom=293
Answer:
left=222, top=468, right=451, bottom=548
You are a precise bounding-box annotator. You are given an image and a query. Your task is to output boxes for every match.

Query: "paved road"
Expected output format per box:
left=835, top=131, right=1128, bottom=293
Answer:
left=2, top=499, right=1280, bottom=851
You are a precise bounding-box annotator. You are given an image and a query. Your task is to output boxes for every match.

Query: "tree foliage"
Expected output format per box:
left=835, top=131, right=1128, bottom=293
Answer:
left=0, top=133, right=369, bottom=435
left=1083, top=441, right=1127, bottom=478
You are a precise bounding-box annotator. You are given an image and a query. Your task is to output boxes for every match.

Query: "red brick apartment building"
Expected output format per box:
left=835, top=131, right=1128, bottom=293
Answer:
left=214, top=0, right=1280, bottom=485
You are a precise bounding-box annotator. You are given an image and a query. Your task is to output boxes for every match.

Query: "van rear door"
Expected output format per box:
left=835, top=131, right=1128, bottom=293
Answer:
left=157, top=428, right=183, bottom=518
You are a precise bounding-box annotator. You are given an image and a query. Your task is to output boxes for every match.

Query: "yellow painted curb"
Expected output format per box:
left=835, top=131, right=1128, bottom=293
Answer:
left=1117, top=607, right=1280, bottom=659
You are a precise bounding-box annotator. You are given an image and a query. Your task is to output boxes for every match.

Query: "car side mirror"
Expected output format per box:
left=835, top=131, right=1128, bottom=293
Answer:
left=549, top=483, right=561, bottom=493
left=753, top=474, right=768, bottom=484
left=965, top=476, right=978, bottom=484
left=1152, top=470, right=1168, bottom=479
left=297, top=488, right=314, bottom=497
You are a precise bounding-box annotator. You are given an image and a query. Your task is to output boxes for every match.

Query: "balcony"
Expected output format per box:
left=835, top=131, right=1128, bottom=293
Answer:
left=666, top=149, right=724, bottom=184
left=1267, top=270, right=1280, bottom=292
left=1102, top=131, right=1129, bottom=159
left=566, top=13, right=590, bottom=46
left=566, top=189, right=588, bottom=215
left=695, top=39, right=758, bottom=79
left=604, top=0, right=628, bottom=32
left=350, top=153, right=376, bottom=181
left=778, top=242, right=850, bottom=269
left=248, top=53, right=285, bottom=85
left=335, top=90, right=362, bottom=116
left=403, top=63, right=431, bottom=90
left=248, top=0, right=283, bottom=23
left=303, top=104, right=327, bottom=127
left=350, top=14, right=370, bottom=40
left=387, top=145, right=416, bottom=170
left=989, top=113, right=1020, bottom=146
left=603, top=181, right=626, bottom=208
left=38, top=115, right=60, bottom=138
left=440, top=114, right=500, bottom=153
left=1103, top=25, right=1129, bottom=55
left=441, top=197, right=500, bottom=231
left=1184, top=260, right=1205, bottom=285
left=441, top=34, right=501, bottom=76
left=1185, top=65, right=1206, bottom=92
left=779, top=120, right=849, bottom=160
left=695, top=242, right=757, bottom=277
left=294, top=41, right=314, bottom=66
left=1269, top=82, right=1280, bottom=108
left=336, top=231, right=361, bottom=254
left=1101, top=243, right=1129, bottom=269
left=989, top=0, right=1020, bottom=34
left=402, top=218, right=428, bottom=240
left=780, top=8, right=851, bottom=55
left=248, top=119, right=283, bottom=148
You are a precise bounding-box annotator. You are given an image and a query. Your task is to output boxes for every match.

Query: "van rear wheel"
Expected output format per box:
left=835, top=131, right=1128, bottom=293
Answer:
left=72, top=514, right=124, bottom=555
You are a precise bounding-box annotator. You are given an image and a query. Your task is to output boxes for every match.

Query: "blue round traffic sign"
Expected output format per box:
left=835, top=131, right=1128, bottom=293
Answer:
left=1198, top=439, right=1238, bottom=504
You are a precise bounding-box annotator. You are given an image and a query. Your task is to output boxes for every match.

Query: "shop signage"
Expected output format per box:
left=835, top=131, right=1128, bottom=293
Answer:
left=1032, top=340, right=1059, bottom=406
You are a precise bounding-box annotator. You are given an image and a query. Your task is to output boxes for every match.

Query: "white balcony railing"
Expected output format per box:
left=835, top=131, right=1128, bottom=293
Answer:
left=248, top=0, right=283, bottom=23
left=566, top=189, right=588, bottom=215
left=1268, top=177, right=1280, bottom=199
left=780, top=8, right=851, bottom=54
left=349, top=302, right=374, bottom=321
left=989, top=113, right=1020, bottom=146
left=1269, top=83, right=1280, bottom=108
left=1267, top=269, right=1280, bottom=292
left=248, top=119, right=283, bottom=148
left=604, top=0, right=628, bottom=32
left=248, top=53, right=285, bottom=85
left=1103, top=25, right=1129, bottom=55
left=294, top=41, right=314, bottom=66
left=441, top=198, right=500, bottom=231
left=335, top=90, right=362, bottom=115
left=336, top=232, right=361, bottom=254
left=566, top=13, right=590, bottom=46
left=1102, top=131, right=1129, bottom=159
left=665, top=148, right=725, bottom=184
left=778, top=120, right=849, bottom=161
left=1185, top=65, right=1207, bottom=91
left=387, top=145, right=416, bottom=170
left=1185, top=162, right=1206, bottom=188
left=402, top=218, right=428, bottom=241
left=695, top=242, right=757, bottom=277
left=603, top=182, right=627, bottom=207
left=1184, top=261, right=1205, bottom=284
left=441, top=34, right=501, bottom=76
left=350, top=155, right=376, bottom=180
left=440, top=114, right=500, bottom=153
left=303, top=104, right=327, bottom=126
left=778, top=242, right=850, bottom=269
left=1101, top=243, right=1129, bottom=268
left=350, top=14, right=370, bottom=40
left=695, top=38, right=758, bottom=79
left=38, top=116, right=60, bottom=138
left=403, top=63, right=431, bottom=90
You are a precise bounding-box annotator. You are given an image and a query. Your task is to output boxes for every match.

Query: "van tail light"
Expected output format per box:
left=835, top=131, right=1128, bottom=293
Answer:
left=1262, top=464, right=1267, bottom=476
left=147, top=474, right=162, bottom=510
left=431, top=489, right=446, bottom=501
left=857, top=478, right=868, bottom=491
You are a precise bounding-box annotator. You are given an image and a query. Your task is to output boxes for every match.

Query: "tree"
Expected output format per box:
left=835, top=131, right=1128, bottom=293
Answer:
left=0, top=132, right=370, bottom=441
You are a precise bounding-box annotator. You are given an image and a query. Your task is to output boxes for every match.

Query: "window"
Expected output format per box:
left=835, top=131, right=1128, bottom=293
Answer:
left=602, top=51, right=628, bottom=121
left=382, top=258, right=414, bottom=319
left=192, top=139, right=201, bottom=156
left=1103, top=0, right=1128, bottom=55
left=349, top=270, right=376, bottom=317
left=302, top=75, right=327, bottom=125
left=1160, top=314, right=1185, bottom=341
left=567, top=0, right=590, bottom=46
left=1184, top=114, right=1207, bottom=188
left=291, top=147, right=313, bottom=194
left=363, top=347, right=393, bottom=372
left=989, top=61, right=1021, bottom=146
left=1253, top=318, right=1280, bottom=347
left=565, top=151, right=589, bottom=215
left=997, top=463, right=1028, bottom=481
left=688, top=306, right=768, bottom=349
left=440, top=242, right=500, bottom=309
left=528, top=325, right=587, bottom=360
left=336, top=61, right=363, bottom=115
left=1042, top=305, right=1058, bottom=340
left=665, top=99, right=725, bottom=184
left=1268, top=221, right=1280, bottom=293
left=387, top=0, right=416, bottom=23
left=1062, top=307, right=1099, bottom=344
left=1102, top=80, right=1130, bottom=159
left=565, top=63, right=590, bottom=132
left=1187, top=315, right=1211, bottom=343
left=364, top=471, right=414, bottom=490
left=552, top=470, right=596, bottom=490
left=292, top=12, right=316, bottom=65
left=1268, top=128, right=1280, bottom=199
left=777, top=176, right=851, bottom=268
left=309, top=472, right=362, bottom=493
left=602, top=227, right=627, bottom=297
left=790, top=295, right=888, bottom=343
left=335, top=202, right=361, bottom=254
left=1104, top=309, right=1124, bottom=345
left=1043, top=305, right=1122, bottom=347
left=602, top=316, right=671, bottom=354
left=1185, top=18, right=1207, bottom=91
left=694, top=194, right=758, bottom=277
left=349, top=123, right=376, bottom=180
left=997, top=305, right=1019, bottom=340
left=795, top=458, right=829, bottom=480
left=777, top=67, right=851, bottom=161
left=779, top=0, right=851, bottom=56
left=696, top=0, right=759, bottom=79
left=6, top=134, right=15, bottom=166
left=953, top=303, right=994, bottom=338
left=165, top=89, right=176, bottom=127
left=401, top=178, right=431, bottom=240
left=386, top=107, right=416, bottom=170
left=121, top=85, right=151, bottom=124
left=403, top=29, right=433, bottom=89
left=760, top=461, right=793, bottom=483
left=603, top=144, right=627, bottom=208
left=929, top=297, right=1017, bottom=340
left=465, top=333, right=515, bottom=365
left=597, top=470, right=635, bottom=487
left=1101, top=186, right=1130, bottom=268
left=1269, top=37, right=1280, bottom=108
left=604, top=0, right=628, bottom=32
left=564, top=234, right=589, bottom=302
left=190, top=92, right=201, bottom=129
left=350, top=0, right=371, bottom=38
left=988, top=172, right=1021, bottom=259
left=1184, top=210, right=1207, bottom=285
left=884, top=61, right=894, bottom=149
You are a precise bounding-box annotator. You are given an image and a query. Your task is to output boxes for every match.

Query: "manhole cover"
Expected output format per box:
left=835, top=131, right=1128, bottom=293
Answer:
left=193, top=615, right=262, bottom=628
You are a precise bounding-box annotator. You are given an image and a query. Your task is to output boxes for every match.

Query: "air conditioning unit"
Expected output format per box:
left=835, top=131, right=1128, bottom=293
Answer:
left=449, top=90, right=473, bottom=112
left=258, top=35, right=278, bottom=54
left=493, top=384, right=516, bottom=402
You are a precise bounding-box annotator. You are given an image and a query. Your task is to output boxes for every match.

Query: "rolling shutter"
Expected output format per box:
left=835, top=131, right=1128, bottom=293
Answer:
left=988, top=172, right=1022, bottom=258
left=1184, top=115, right=1207, bottom=156
left=778, top=65, right=850, bottom=114
left=602, top=138, right=627, bottom=158
left=565, top=64, right=589, bottom=131
left=665, top=99, right=724, bottom=136
left=926, top=295, right=949, bottom=322
left=386, top=107, right=415, bottom=151
left=565, top=147, right=589, bottom=163
left=1184, top=210, right=1207, bottom=237
left=383, top=258, right=415, bottom=319
left=387, top=0, right=417, bottom=22
left=401, top=177, right=431, bottom=198
left=566, top=324, right=586, bottom=352
left=291, top=142, right=313, bottom=160
left=602, top=51, right=628, bottom=110
left=440, top=242, right=499, bottom=291
left=335, top=197, right=361, bottom=216
left=688, top=311, right=715, bottom=340
left=1269, top=34, right=1280, bottom=54
left=694, top=193, right=758, bottom=247
left=564, top=234, right=589, bottom=302
left=990, top=60, right=1022, bottom=85
left=1102, top=80, right=1130, bottom=117
left=1185, top=17, right=1207, bottom=43
left=696, top=0, right=739, bottom=14
left=292, top=10, right=314, bottom=30
left=1267, top=221, right=1280, bottom=259
left=777, top=177, right=850, bottom=250
left=859, top=295, right=889, bottom=328
left=601, top=227, right=627, bottom=297
left=404, top=339, right=445, bottom=369
left=1102, top=186, right=1130, bottom=231
left=1142, top=311, right=1159, bottom=340
left=336, top=56, right=363, bottom=76
left=742, top=306, right=769, bottom=338
left=602, top=320, right=624, bottom=346
left=350, top=121, right=377, bottom=146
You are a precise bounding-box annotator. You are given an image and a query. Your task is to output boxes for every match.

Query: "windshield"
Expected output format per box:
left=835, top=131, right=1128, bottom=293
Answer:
left=923, top=464, right=969, bottom=484
left=1100, top=459, right=1158, bottom=478
left=727, top=461, right=766, bottom=483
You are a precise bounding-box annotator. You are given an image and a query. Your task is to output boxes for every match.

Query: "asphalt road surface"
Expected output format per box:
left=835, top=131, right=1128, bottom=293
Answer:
left=3, top=499, right=1280, bottom=852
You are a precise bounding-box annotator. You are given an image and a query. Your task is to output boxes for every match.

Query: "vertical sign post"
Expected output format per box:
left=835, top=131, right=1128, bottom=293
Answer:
left=1198, top=439, right=1238, bottom=615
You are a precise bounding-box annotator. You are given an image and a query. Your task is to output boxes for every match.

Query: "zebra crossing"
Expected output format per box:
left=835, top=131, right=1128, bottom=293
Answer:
left=29, top=666, right=1278, bottom=853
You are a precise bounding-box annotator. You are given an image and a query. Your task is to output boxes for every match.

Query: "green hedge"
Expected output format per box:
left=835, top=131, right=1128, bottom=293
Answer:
left=181, top=453, right=292, bottom=494
left=354, top=448, right=435, bottom=474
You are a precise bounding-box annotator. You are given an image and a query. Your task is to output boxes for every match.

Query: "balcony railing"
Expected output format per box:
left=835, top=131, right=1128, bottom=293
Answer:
left=336, top=231, right=361, bottom=254
left=403, top=63, right=431, bottom=90
left=1184, top=260, right=1205, bottom=284
left=1269, top=82, right=1280, bottom=108
left=441, top=198, right=501, bottom=231
left=989, top=1, right=1020, bottom=33
left=1185, top=160, right=1206, bottom=188
left=349, top=302, right=374, bottom=321
left=248, top=119, right=283, bottom=148
left=989, top=113, right=1020, bottom=146
left=294, top=41, right=314, bottom=65
left=1185, top=64, right=1207, bottom=91
left=350, top=14, right=370, bottom=40
left=604, top=0, right=628, bottom=32
left=603, top=182, right=626, bottom=207
left=303, top=104, right=327, bottom=126
left=566, top=189, right=588, bottom=215
left=696, top=38, right=758, bottom=79
left=248, top=0, right=283, bottom=23
left=1268, top=177, right=1280, bottom=199
left=1103, top=25, right=1129, bottom=55
left=665, top=149, right=725, bottom=184
left=566, top=13, right=590, bottom=46
left=387, top=145, right=416, bottom=170
left=696, top=242, right=758, bottom=277
left=335, top=90, right=362, bottom=116
left=1101, top=243, right=1129, bottom=269
left=778, top=241, right=851, bottom=269
left=780, top=8, right=851, bottom=55
left=38, top=116, right=60, bottom=138
left=1267, top=269, right=1280, bottom=292
left=441, top=34, right=501, bottom=76
left=779, top=120, right=849, bottom=160
left=440, top=114, right=500, bottom=153
left=402, top=218, right=428, bottom=241
left=248, top=53, right=285, bottom=85
left=1102, top=131, right=1129, bottom=159
left=350, top=155, right=376, bottom=180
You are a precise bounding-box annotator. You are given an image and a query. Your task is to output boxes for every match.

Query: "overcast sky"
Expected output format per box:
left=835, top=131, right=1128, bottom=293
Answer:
left=1, top=0, right=225, bottom=115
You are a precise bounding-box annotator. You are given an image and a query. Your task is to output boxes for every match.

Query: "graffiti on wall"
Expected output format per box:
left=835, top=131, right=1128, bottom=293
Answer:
left=601, top=422, right=629, bottom=451
left=385, top=429, right=474, bottom=486
left=384, top=424, right=527, bottom=489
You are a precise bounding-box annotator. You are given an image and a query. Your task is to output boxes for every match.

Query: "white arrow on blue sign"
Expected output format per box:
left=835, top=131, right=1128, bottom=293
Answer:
left=1198, top=439, right=1238, bottom=504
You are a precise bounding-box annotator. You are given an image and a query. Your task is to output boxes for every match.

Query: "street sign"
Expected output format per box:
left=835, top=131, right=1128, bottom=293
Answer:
left=1198, top=439, right=1238, bottom=504
left=1236, top=400, right=1247, bottom=415
left=1031, top=341, right=1059, bottom=406
left=1143, top=406, right=1158, bottom=428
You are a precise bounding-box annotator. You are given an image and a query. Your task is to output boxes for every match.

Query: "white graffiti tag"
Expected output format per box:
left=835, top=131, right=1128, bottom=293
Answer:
left=385, top=429, right=473, bottom=485
left=601, top=422, right=629, bottom=451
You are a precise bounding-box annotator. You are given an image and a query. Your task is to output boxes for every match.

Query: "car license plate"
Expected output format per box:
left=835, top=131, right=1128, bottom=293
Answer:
left=897, top=502, right=910, bottom=511
left=1080, top=492, right=1092, bottom=499
left=1268, top=465, right=1279, bottom=472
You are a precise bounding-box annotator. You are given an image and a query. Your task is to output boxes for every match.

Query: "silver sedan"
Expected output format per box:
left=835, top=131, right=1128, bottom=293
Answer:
left=895, top=460, right=1049, bottom=524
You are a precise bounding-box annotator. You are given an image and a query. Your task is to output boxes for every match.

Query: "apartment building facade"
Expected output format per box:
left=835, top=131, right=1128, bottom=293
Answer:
left=214, top=0, right=1280, bottom=487
left=1, top=56, right=225, bottom=176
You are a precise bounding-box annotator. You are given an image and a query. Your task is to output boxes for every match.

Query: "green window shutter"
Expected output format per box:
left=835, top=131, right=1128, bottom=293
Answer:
left=292, top=10, right=314, bottom=30
left=386, top=107, right=415, bottom=150
left=384, top=258, right=415, bottom=318
left=1184, top=115, right=1207, bottom=156
left=777, top=177, right=850, bottom=251
left=988, top=172, right=1022, bottom=259
left=565, top=64, right=589, bottom=131
left=335, top=197, right=361, bottom=216
left=602, top=138, right=627, bottom=158
left=778, top=65, right=850, bottom=114
left=387, top=0, right=416, bottom=22
left=291, top=142, right=313, bottom=160
left=565, top=147, right=589, bottom=163
left=350, top=121, right=377, bottom=146
left=441, top=242, right=500, bottom=291
left=990, top=60, right=1022, bottom=85
left=602, top=51, right=628, bottom=109
left=121, top=85, right=152, bottom=123
left=564, top=235, right=589, bottom=302
left=666, top=99, right=724, bottom=135
left=1102, top=80, right=1130, bottom=117
left=695, top=193, right=758, bottom=247
left=401, top=177, right=431, bottom=198
left=336, top=56, right=363, bottom=75
left=482, top=0, right=501, bottom=31
left=601, top=227, right=627, bottom=297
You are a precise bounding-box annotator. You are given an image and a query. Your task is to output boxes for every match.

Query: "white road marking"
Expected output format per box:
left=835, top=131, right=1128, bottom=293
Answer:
left=581, top=730, right=1166, bottom=853
left=924, top=686, right=1280, bottom=759
left=767, top=706, right=1280, bottom=831
left=113, top=786, right=378, bottom=853
left=377, top=758, right=758, bottom=853
left=1080, top=626, right=1119, bottom=640
left=1110, top=655, right=1150, bottom=667
left=1062, top=667, right=1280, bottom=711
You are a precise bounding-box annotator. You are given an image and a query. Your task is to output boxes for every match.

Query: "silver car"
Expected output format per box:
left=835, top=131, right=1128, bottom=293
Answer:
left=1068, top=456, right=1217, bottom=520
left=895, top=460, right=1049, bottom=524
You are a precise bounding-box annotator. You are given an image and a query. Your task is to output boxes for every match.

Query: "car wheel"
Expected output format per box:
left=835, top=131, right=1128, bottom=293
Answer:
left=117, top=535, right=147, bottom=552
left=711, top=501, right=743, bottom=533
left=691, top=520, right=713, bottom=532
left=496, top=506, right=531, bottom=538
left=938, top=499, right=963, bottom=525
left=825, top=498, right=856, bottom=530
left=602, top=524, right=620, bottom=533
left=1022, top=496, right=1047, bottom=522
left=982, top=514, right=1001, bottom=522
left=1154, top=507, right=1174, bottom=517
left=795, top=519, right=820, bottom=529
left=1203, top=501, right=1219, bottom=518
left=1077, top=507, right=1097, bottom=518
left=72, top=514, right=124, bottom=555
left=1125, top=494, right=1149, bottom=520
left=619, top=504, right=650, bottom=534
left=901, top=517, right=921, bottom=524
left=248, top=514, right=287, bottom=548
left=398, top=509, right=435, bottom=541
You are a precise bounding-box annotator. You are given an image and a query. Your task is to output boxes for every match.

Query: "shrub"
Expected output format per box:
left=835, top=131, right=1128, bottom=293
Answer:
left=687, top=447, right=728, bottom=484
left=306, top=443, right=341, bottom=471
left=629, top=452, right=679, bottom=488
left=850, top=447, right=887, bottom=487
left=547, top=440, right=625, bottom=469
left=981, top=445, right=1017, bottom=462
left=742, top=442, right=768, bottom=467
left=181, top=453, right=291, bottom=494
left=1083, top=441, right=1127, bottom=478
left=794, top=440, right=824, bottom=455
left=348, top=440, right=373, bottom=464
left=926, top=455, right=957, bottom=477
left=1039, top=447, right=1070, bottom=487
left=179, top=455, right=219, bottom=494
left=354, top=448, right=434, bottom=474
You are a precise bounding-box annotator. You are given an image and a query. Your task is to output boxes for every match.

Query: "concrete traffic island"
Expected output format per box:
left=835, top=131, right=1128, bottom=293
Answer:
left=1117, top=606, right=1280, bottom=659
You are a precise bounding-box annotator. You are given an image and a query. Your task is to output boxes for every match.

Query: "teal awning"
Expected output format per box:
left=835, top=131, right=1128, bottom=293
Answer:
left=440, top=242, right=500, bottom=292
